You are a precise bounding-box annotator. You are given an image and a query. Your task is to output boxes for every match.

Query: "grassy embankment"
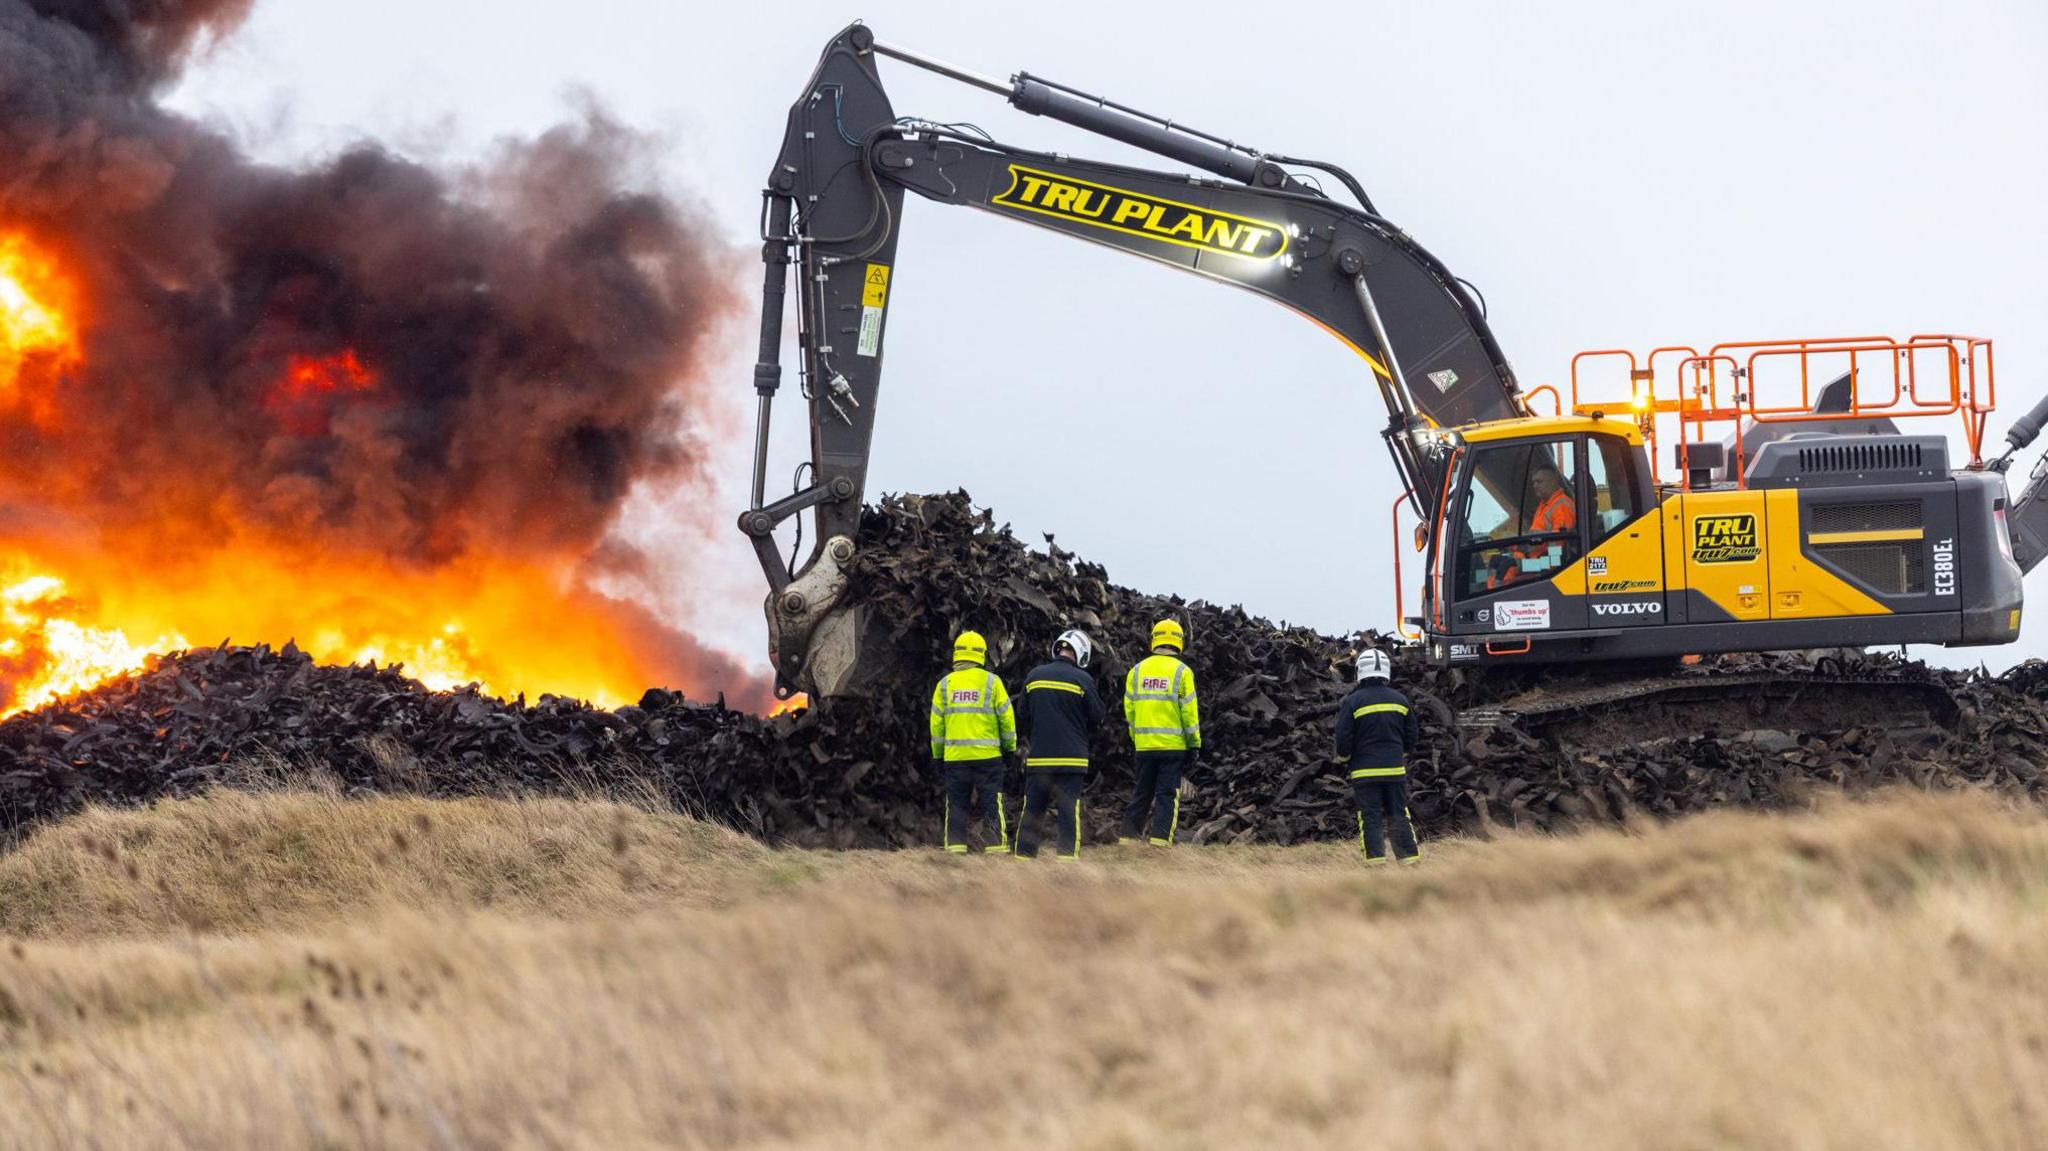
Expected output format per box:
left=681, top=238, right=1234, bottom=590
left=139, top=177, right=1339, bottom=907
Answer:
left=0, top=784, right=2045, bottom=1149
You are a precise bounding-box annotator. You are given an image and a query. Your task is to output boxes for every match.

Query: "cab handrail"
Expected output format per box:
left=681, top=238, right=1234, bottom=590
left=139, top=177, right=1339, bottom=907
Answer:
left=1568, top=333, right=1997, bottom=481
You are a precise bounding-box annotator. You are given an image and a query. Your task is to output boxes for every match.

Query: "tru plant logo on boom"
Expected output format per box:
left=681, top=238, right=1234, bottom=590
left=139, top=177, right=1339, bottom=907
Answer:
left=990, top=165, right=1287, bottom=260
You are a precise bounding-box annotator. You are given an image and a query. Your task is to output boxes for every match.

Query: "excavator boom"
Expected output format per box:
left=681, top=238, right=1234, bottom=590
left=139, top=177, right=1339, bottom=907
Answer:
left=741, top=23, right=1524, bottom=697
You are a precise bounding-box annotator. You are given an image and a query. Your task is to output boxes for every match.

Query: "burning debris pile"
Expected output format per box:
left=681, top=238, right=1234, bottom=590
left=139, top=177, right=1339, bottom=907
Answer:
left=0, top=641, right=813, bottom=839
left=4, top=491, right=2048, bottom=848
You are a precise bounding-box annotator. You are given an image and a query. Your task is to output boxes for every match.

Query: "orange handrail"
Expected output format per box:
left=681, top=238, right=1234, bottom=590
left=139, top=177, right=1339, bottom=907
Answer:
left=1675, top=354, right=1747, bottom=487
left=1390, top=491, right=1421, bottom=641
left=1719, top=336, right=1991, bottom=463
left=1430, top=445, right=1463, bottom=632
left=1571, top=333, right=1998, bottom=480
left=1569, top=349, right=1638, bottom=415
left=1647, top=345, right=1701, bottom=391
left=1910, top=333, right=1997, bottom=456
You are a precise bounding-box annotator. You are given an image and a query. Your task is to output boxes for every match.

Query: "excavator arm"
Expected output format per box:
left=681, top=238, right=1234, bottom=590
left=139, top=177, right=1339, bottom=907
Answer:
left=741, top=23, right=1527, bottom=698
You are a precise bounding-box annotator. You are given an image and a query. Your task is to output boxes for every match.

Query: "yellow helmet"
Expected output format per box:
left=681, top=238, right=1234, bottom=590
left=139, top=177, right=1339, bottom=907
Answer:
left=1149, top=618, right=1185, bottom=652
left=951, top=630, right=989, bottom=666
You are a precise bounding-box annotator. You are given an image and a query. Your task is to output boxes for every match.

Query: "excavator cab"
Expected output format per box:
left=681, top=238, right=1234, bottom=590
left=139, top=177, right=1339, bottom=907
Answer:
left=1424, top=419, right=1661, bottom=657
left=1412, top=336, right=2032, bottom=667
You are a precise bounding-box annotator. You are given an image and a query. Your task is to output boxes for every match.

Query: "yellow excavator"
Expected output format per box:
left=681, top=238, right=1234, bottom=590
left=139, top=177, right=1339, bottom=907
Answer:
left=738, top=23, right=2044, bottom=702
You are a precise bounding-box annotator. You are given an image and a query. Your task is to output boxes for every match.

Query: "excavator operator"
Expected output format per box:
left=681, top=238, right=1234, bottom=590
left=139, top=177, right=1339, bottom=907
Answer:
left=1487, top=463, right=1577, bottom=589
left=1530, top=464, right=1578, bottom=536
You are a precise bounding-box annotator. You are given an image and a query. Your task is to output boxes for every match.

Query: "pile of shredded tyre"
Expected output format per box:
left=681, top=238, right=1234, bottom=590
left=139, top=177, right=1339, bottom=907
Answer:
left=3, top=491, right=2046, bottom=848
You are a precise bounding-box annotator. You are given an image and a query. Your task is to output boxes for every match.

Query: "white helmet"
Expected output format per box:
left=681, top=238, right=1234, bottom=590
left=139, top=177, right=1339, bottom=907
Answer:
left=1356, top=649, right=1392, bottom=682
left=1054, top=628, right=1093, bottom=668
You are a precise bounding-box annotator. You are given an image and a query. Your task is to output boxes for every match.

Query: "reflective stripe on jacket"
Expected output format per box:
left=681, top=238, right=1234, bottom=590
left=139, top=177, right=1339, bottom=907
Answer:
left=1021, top=658, right=1105, bottom=769
left=929, top=668, right=1017, bottom=762
left=1124, top=653, right=1200, bottom=752
left=1334, top=683, right=1419, bottom=778
left=1533, top=489, right=1577, bottom=534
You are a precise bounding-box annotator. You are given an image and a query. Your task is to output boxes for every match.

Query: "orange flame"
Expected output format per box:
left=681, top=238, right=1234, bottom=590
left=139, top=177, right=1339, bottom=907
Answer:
left=768, top=693, right=809, bottom=717
left=0, top=544, right=693, bottom=716
left=282, top=349, right=375, bottom=396
left=265, top=349, right=380, bottom=436
left=0, top=570, right=187, bottom=715
left=0, top=231, right=755, bottom=718
left=0, top=232, right=81, bottom=423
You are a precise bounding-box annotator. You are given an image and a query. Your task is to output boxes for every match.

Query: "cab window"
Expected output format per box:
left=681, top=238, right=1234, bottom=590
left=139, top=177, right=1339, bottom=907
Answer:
left=1457, top=439, right=1581, bottom=597
left=1586, top=433, right=1645, bottom=546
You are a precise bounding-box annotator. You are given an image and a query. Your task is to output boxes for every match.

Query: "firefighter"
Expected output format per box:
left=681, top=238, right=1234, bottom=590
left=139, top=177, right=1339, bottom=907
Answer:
left=929, top=629, right=1018, bottom=854
left=1014, top=629, right=1105, bottom=860
left=1120, top=618, right=1200, bottom=846
left=1334, top=648, right=1421, bottom=863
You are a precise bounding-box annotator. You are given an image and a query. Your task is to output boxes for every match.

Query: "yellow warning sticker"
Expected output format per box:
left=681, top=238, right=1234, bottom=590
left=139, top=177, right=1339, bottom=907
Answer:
left=862, top=263, right=891, bottom=308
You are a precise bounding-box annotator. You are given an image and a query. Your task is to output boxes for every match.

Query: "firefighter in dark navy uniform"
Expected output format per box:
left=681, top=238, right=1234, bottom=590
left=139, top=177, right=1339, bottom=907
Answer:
left=1013, top=629, right=1106, bottom=860
left=1334, top=648, right=1422, bottom=863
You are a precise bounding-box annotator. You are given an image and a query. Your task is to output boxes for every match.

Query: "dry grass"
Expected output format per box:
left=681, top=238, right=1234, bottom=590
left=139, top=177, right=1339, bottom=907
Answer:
left=0, top=789, right=768, bottom=937
left=1, top=787, right=2046, bottom=1149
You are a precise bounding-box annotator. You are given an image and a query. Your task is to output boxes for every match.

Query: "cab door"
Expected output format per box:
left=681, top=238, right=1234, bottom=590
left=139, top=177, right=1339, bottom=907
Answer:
left=1444, top=436, right=1589, bottom=637
left=1572, top=431, right=1666, bottom=627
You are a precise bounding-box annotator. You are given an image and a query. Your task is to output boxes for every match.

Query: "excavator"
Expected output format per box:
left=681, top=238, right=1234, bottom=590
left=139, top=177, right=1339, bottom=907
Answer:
left=738, top=22, right=2048, bottom=706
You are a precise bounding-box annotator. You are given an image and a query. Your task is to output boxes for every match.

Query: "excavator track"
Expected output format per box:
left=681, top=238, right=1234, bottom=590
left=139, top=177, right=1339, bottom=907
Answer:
left=1456, top=665, right=1960, bottom=748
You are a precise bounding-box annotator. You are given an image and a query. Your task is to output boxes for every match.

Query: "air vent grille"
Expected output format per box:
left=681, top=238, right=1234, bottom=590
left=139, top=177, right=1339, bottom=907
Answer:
left=1796, top=441, right=1924, bottom=473
left=1811, top=500, right=1921, bottom=534
left=1814, top=541, right=1925, bottom=595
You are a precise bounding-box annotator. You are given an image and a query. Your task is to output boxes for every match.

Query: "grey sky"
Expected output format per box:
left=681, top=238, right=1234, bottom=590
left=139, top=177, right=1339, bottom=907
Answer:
left=168, top=0, right=2048, bottom=676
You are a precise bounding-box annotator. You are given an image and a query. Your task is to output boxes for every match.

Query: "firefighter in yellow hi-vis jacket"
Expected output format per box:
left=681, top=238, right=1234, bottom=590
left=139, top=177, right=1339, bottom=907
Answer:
left=1120, top=618, right=1200, bottom=845
left=929, top=630, right=1018, bottom=853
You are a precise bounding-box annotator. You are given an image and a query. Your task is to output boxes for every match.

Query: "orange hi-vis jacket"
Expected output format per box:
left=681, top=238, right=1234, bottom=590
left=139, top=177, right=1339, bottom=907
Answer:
left=1491, top=489, right=1578, bottom=588
left=1532, top=489, right=1577, bottom=535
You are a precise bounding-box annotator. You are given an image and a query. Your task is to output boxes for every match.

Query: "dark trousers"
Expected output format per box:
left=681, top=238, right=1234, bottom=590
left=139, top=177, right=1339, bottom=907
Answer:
left=943, top=758, right=1009, bottom=853
left=1015, top=771, right=1085, bottom=859
left=1121, top=750, right=1185, bottom=844
left=1353, top=776, right=1419, bottom=861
